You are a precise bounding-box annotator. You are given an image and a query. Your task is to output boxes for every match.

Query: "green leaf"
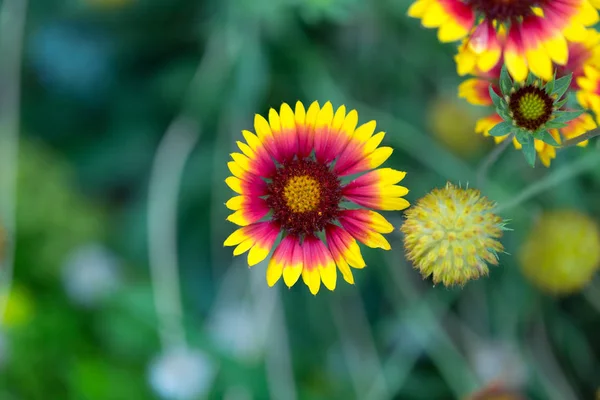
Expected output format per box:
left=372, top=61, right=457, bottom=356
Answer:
left=526, top=73, right=536, bottom=86
left=499, top=65, right=513, bottom=94
left=488, top=120, right=514, bottom=137
left=534, top=130, right=560, bottom=146
left=489, top=85, right=505, bottom=109
left=545, top=69, right=558, bottom=94
left=515, top=130, right=529, bottom=145
left=552, top=74, right=572, bottom=99
left=497, top=107, right=511, bottom=121
left=545, top=120, right=569, bottom=129
left=555, top=97, right=568, bottom=109
left=552, top=109, right=583, bottom=123
left=521, top=136, right=537, bottom=167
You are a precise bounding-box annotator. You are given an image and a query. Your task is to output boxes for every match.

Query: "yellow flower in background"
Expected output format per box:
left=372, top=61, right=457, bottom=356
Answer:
left=0, top=286, right=34, bottom=328
left=427, top=96, right=487, bottom=158
left=224, top=101, right=410, bottom=294
left=519, top=210, right=600, bottom=295
left=401, top=183, right=506, bottom=287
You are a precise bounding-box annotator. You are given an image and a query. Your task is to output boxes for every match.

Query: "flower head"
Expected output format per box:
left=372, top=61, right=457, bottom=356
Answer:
left=459, top=38, right=599, bottom=167
left=409, top=0, right=599, bottom=82
left=519, top=210, right=600, bottom=295
left=484, top=66, right=586, bottom=166
left=401, top=183, right=505, bottom=287
left=224, top=101, right=410, bottom=294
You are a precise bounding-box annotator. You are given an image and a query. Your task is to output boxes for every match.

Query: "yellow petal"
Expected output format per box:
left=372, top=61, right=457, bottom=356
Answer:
left=353, top=120, right=377, bottom=142
left=319, top=260, right=337, bottom=291
left=224, top=227, right=247, bottom=247
left=283, top=264, right=303, bottom=288
left=225, top=177, right=243, bottom=194
left=367, top=147, right=393, bottom=169
left=225, top=196, right=244, bottom=210
left=248, top=245, right=270, bottom=266
left=302, top=267, right=321, bottom=295
left=266, top=258, right=284, bottom=286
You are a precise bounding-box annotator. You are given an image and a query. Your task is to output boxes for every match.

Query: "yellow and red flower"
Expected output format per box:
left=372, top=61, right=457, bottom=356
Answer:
left=577, top=65, right=600, bottom=115
left=458, top=35, right=599, bottom=167
left=474, top=108, right=596, bottom=167
left=224, top=101, right=410, bottom=294
left=409, top=0, right=599, bottom=82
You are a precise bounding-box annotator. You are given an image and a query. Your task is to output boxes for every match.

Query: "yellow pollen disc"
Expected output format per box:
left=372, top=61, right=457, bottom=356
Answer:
left=283, top=175, right=321, bottom=213
left=518, top=93, right=546, bottom=120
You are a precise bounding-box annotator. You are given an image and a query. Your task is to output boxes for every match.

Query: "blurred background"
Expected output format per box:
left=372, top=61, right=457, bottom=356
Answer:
left=0, top=0, right=599, bottom=399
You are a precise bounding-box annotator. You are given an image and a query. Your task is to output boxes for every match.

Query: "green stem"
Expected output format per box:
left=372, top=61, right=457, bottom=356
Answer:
left=495, top=149, right=600, bottom=213
left=559, top=127, right=600, bottom=148
left=476, top=133, right=515, bottom=188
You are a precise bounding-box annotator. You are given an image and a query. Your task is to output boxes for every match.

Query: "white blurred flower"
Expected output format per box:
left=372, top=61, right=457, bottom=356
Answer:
left=62, top=243, right=121, bottom=307
left=207, top=304, right=264, bottom=362
left=379, top=318, right=432, bottom=359
left=470, top=341, right=528, bottom=389
left=148, top=347, right=216, bottom=400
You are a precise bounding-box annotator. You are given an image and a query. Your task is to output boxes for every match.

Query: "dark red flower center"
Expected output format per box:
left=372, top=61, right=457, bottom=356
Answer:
left=266, top=159, right=342, bottom=237
left=465, top=0, right=537, bottom=21
left=508, top=84, right=554, bottom=131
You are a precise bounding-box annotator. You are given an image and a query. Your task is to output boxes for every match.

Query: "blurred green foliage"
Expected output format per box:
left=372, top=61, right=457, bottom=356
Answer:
left=0, top=0, right=599, bottom=399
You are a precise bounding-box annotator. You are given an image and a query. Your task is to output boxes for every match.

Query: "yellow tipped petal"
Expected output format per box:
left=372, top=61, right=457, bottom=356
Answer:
left=381, top=185, right=410, bottom=198
left=438, top=20, right=469, bottom=43
left=319, top=261, right=337, bottom=291
left=379, top=197, right=411, bottom=211
left=363, top=131, right=386, bottom=154
left=378, top=168, right=407, bottom=185
left=368, top=211, right=394, bottom=233
left=302, top=267, right=321, bottom=295
left=233, top=238, right=254, bottom=256
left=316, top=101, right=334, bottom=127
left=294, top=101, right=306, bottom=125
left=335, top=257, right=355, bottom=284
left=266, top=258, right=284, bottom=286
left=505, top=51, right=529, bottom=82
left=346, top=241, right=366, bottom=269
left=341, top=110, right=359, bottom=136
left=353, top=120, right=377, bottom=142
left=226, top=210, right=250, bottom=226
left=225, top=196, right=244, bottom=211
left=224, top=228, right=247, bottom=247
left=268, top=107, right=282, bottom=134
left=248, top=245, right=270, bottom=266
left=332, top=105, right=347, bottom=131
left=237, top=141, right=255, bottom=159
left=225, top=176, right=243, bottom=194
left=305, top=101, right=320, bottom=128
left=525, top=48, right=553, bottom=81
left=280, top=103, right=295, bottom=131
left=242, top=130, right=262, bottom=152
left=367, top=147, right=393, bottom=169
left=227, top=161, right=245, bottom=179
left=364, top=232, right=391, bottom=250
left=283, top=264, right=303, bottom=288
left=254, top=114, right=273, bottom=141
